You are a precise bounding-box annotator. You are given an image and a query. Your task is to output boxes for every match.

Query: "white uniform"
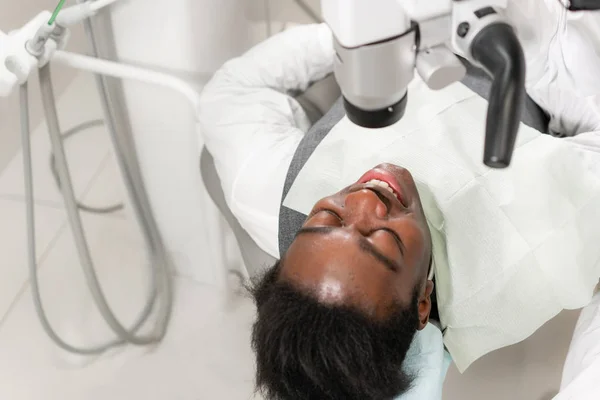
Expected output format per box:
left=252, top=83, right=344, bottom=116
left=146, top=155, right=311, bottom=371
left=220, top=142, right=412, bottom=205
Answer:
left=198, top=1, right=600, bottom=396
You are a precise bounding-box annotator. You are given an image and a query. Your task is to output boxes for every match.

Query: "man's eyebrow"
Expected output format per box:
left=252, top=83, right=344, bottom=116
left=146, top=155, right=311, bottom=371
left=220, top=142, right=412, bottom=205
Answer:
left=357, top=237, right=399, bottom=272
left=296, top=226, right=400, bottom=272
left=296, top=226, right=336, bottom=236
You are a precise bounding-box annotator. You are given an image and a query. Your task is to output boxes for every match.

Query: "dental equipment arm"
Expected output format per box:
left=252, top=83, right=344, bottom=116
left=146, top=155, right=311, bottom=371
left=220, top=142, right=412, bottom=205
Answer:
left=566, top=0, right=600, bottom=11
left=322, top=0, right=527, bottom=168
left=323, top=0, right=600, bottom=167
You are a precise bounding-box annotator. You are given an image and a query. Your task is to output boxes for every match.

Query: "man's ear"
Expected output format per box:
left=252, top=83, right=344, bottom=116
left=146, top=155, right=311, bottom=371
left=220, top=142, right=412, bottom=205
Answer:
left=417, top=280, right=434, bottom=330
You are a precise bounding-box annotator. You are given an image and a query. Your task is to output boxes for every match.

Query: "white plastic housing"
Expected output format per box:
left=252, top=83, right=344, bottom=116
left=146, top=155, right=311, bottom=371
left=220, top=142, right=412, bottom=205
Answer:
left=0, top=11, right=57, bottom=94
left=321, top=0, right=410, bottom=47
left=450, top=0, right=509, bottom=59
left=0, top=30, right=18, bottom=96
left=402, top=0, right=452, bottom=21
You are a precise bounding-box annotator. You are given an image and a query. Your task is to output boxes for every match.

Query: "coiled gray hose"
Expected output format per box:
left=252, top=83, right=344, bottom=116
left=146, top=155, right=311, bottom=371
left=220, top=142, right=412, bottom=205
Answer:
left=49, top=119, right=124, bottom=214
left=77, top=0, right=173, bottom=342
left=20, top=64, right=170, bottom=354
left=20, top=0, right=174, bottom=354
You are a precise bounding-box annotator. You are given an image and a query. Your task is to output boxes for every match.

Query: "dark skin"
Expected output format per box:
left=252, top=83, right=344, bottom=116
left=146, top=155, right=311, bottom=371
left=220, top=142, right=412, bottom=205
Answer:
left=280, top=163, right=434, bottom=329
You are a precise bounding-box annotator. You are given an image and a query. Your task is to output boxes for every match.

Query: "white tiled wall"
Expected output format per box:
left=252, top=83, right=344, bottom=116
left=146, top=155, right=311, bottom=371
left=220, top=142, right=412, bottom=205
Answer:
left=0, top=1, right=582, bottom=399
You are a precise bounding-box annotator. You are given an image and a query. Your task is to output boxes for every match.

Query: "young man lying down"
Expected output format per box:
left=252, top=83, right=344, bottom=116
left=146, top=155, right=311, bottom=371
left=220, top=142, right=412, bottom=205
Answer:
left=199, top=3, right=600, bottom=400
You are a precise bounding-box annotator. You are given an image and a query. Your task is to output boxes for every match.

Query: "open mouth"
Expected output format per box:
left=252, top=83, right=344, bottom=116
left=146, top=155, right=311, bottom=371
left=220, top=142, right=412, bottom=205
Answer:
left=365, top=186, right=393, bottom=210
left=357, top=169, right=408, bottom=207
left=364, top=179, right=397, bottom=198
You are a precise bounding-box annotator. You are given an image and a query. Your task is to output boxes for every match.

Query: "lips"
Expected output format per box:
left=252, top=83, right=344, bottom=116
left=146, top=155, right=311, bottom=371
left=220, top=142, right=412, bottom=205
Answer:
left=357, top=168, right=408, bottom=207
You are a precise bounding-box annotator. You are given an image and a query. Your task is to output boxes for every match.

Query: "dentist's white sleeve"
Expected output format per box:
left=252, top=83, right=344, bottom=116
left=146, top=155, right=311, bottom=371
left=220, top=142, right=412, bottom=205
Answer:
left=507, top=0, right=600, bottom=137
left=199, top=24, right=335, bottom=258
left=509, top=3, right=600, bottom=397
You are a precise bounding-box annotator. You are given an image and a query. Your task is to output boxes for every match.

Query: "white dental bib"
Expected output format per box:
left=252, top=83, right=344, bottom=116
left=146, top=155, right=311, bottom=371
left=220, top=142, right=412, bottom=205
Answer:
left=283, top=77, right=600, bottom=372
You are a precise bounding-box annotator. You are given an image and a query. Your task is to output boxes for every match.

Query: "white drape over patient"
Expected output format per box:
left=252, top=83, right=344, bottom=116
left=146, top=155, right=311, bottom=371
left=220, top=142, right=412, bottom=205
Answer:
left=283, top=75, right=600, bottom=371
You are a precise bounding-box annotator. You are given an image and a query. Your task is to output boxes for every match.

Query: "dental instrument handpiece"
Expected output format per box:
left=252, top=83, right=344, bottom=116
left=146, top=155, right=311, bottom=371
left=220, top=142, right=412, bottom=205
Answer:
left=321, top=0, right=526, bottom=168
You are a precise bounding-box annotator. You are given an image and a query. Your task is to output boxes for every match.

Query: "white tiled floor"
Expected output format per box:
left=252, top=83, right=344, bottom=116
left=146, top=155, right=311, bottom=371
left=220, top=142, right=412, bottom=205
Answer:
left=0, top=198, right=65, bottom=319
left=0, top=70, right=258, bottom=399
left=0, top=2, right=585, bottom=399
left=0, top=71, right=114, bottom=322
left=0, top=74, right=113, bottom=206
left=0, top=4, right=311, bottom=398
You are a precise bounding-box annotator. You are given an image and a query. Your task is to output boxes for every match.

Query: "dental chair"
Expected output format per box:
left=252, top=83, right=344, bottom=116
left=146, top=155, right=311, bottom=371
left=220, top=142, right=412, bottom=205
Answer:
left=200, top=75, right=342, bottom=278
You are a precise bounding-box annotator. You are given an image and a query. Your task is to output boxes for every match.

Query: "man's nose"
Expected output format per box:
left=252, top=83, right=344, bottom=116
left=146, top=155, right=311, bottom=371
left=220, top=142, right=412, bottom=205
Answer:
left=344, top=189, right=388, bottom=225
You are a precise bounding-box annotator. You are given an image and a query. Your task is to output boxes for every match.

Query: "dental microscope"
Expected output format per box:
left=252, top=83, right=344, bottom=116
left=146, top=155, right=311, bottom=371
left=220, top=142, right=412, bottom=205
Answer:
left=321, top=0, right=600, bottom=168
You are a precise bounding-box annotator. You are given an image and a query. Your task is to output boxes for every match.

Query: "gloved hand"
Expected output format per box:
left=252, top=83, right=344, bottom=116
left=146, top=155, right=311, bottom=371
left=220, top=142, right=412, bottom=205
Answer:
left=504, top=0, right=600, bottom=136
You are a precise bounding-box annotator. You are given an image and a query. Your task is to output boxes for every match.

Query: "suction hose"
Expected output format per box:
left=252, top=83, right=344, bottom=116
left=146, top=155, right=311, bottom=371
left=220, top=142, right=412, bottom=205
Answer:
left=471, top=23, right=526, bottom=169
left=19, top=64, right=172, bottom=355
left=17, top=0, right=173, bottom=355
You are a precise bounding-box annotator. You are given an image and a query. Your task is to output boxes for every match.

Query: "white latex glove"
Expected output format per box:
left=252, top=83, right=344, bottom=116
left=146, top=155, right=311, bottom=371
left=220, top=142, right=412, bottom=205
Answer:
left=504, top=0, right=600, bottom=136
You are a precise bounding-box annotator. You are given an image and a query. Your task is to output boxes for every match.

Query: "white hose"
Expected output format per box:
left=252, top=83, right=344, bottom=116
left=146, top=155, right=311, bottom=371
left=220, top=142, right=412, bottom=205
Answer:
left=56, top=0, right=122, bottom=27
left=90, top=0, right=121, bottom=12
left=52, top=51, right=202, bottom=119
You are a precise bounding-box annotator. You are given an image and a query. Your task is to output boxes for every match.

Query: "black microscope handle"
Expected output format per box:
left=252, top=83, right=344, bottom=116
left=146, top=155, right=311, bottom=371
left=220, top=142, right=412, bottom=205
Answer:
left=566, top=0, right=600, bottom=11
left=471, top=23, right=526, bottom=169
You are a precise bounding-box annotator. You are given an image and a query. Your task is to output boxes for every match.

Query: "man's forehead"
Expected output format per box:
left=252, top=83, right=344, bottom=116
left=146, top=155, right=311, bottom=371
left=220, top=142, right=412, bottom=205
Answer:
left=281, top=235, right=400, bottom=317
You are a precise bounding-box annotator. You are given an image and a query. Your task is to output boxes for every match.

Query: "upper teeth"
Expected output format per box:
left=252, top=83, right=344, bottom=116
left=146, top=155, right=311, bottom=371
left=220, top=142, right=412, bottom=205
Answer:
left=367, top=179, right=397, bottom=198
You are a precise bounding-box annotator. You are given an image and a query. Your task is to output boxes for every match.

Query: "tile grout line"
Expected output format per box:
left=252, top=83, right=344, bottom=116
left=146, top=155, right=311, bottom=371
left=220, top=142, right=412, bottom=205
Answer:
left=81, top=151, right=113, bottom=199
left=0, top=193, right=65, bottom=209
left=79, top=151, right=130, bottom=221
left=0, top=219, right=70, bottom=330
left=0, top=161, right=129, bottom=224
left=0, top=72, right=126, bottom=326
left=0, top=149, right=115, bottom=330
left=0, top=132, right=114, bottom=211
